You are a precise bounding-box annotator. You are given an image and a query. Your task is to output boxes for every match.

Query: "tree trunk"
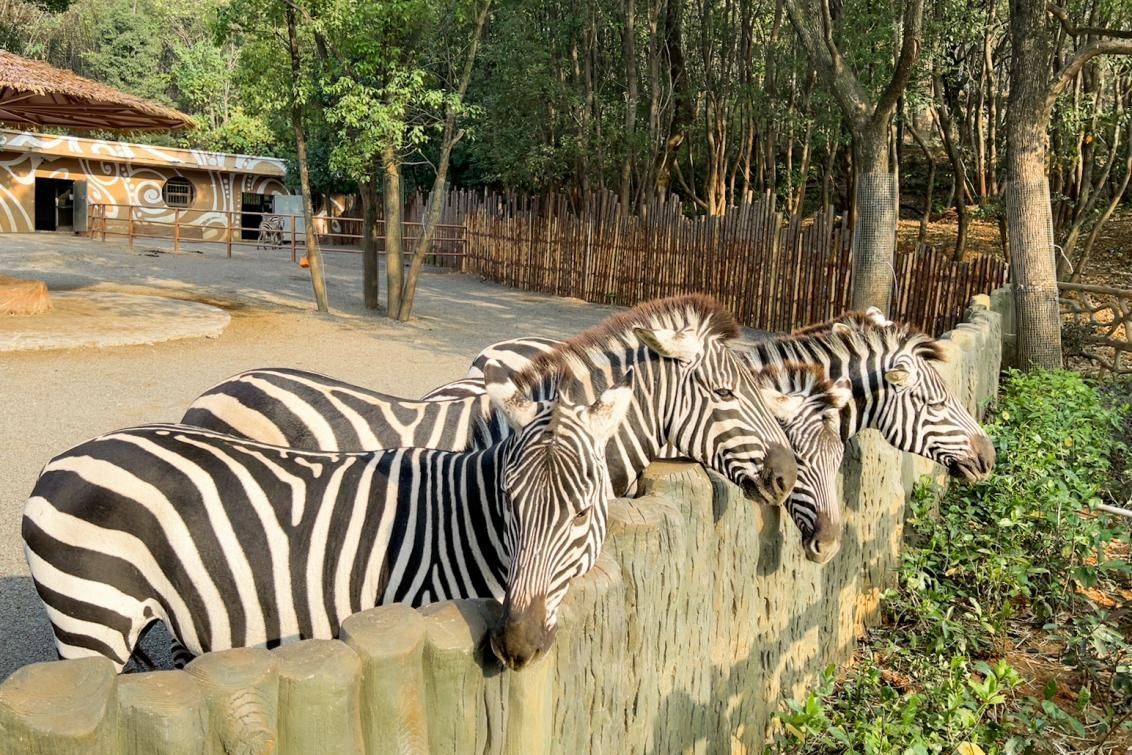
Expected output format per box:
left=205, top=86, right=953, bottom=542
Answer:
left=286, top=3, right=329, bottom=313
left=620, top=0, right=638, bottom=209
left=849, top=125, right=896, bottom=313
left=907, top=120, right=934, bottom=244
left=360, top=172, right=380, bottom=310
left=383, top=143, right=403, bottom=319
left=1004, top=0, right=1062, bottom=369
left=395, top=0, right=491, bottom=322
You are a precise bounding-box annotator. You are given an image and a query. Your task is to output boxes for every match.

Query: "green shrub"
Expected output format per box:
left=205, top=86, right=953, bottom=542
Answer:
left=768, top=370, right=1132, bottom=754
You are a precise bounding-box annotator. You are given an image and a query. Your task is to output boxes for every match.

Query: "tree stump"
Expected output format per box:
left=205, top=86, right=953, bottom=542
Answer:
left=0, top=276, right=52, bottom=315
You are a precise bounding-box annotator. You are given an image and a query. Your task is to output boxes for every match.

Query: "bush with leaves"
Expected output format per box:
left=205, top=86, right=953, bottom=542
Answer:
left=768, top=369, right=1132, bottom=754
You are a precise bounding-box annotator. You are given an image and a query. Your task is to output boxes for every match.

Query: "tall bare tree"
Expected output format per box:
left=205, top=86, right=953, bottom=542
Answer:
left=782, top=0, right=925, bottom=313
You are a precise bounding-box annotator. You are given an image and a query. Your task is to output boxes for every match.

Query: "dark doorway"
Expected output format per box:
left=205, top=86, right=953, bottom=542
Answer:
left=34, top=177, right=75, bottom=232
left=240, top=193, right=275, bottom=240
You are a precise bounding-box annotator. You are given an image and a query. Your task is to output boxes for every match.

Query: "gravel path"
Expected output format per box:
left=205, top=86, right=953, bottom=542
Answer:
left=0, top=234, right=619, bottom=679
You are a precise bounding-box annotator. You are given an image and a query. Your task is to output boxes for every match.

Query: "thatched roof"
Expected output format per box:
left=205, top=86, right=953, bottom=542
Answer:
left=0, top=51, right=195, bottom=132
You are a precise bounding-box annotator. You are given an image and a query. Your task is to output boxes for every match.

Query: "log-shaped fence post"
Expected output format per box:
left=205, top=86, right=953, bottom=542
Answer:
left=0, top=657, right=118, bottom=754
left=274, top=640, right=365, bottom=755
left=339, top=604, right=429, bottom=754
left=117, top=670, right=209, bottom=755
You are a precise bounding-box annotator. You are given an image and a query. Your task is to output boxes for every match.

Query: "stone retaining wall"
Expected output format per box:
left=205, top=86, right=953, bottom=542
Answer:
left=0, top=295, right=1006, bottom=754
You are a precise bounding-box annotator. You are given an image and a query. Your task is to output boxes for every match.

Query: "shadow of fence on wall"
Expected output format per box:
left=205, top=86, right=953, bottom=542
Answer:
left=0, top=296, right=1007, bottom=755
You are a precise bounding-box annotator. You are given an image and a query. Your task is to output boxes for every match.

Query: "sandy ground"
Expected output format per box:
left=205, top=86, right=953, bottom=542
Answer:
left=0, top=233, right=620, bottom=680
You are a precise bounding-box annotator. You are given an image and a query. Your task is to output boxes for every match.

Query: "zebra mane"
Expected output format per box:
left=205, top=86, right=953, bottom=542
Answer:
left=508, top=294, right=739, bottom=394
left=752, top=362, right=841, bottom=411
left=787, top=311, right=946, bottom=363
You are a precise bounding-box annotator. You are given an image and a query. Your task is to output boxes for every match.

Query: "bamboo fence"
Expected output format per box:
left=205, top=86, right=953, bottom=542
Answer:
left=459, top=189, right=1008, bottom=334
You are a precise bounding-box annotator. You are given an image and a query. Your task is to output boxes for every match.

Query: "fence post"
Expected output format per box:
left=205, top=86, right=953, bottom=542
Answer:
left=100, top=206, right=106, bottom=242
left=127, top=207, right=134, bottom=249
left=174, top=209, right=181, bottom=253
left=291, top=214, right=297, bottom=263
left=226, top=211, right=233, bottom=258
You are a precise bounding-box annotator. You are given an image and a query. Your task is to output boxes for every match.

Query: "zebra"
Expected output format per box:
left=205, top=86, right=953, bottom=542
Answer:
left=256, top=214, right=284, bottom=250
left=181, top=294, right=799, bottom=505
left=434, top=307, right=996, bottom=529
left=22, top=364, right=634, bottom=673
left=752, top=363, right=852, bottom=563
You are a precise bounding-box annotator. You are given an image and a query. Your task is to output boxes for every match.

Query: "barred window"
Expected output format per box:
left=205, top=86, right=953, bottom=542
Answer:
left=162, top=177, right=195, bottom=208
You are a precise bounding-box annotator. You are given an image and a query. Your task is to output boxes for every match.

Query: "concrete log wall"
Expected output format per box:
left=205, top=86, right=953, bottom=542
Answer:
left=0, top=295, right=1006, bottom=754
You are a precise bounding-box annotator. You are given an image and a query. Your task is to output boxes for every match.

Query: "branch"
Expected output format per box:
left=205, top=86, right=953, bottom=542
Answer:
left=874, top=0, right=925, bottom=122
left=1046, top=39, right=1132, bottom=114
left=780, top=0, right=872, bottom=127
left=1047, top=3, right=1132, bottom=40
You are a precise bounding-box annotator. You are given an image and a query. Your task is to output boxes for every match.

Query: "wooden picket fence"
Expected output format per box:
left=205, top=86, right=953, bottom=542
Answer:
left=460, top=189, right=1008, bottom=334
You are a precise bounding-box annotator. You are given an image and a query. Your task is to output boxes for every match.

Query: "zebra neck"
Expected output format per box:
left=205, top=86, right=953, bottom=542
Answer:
left=527, top=352, right=667, bottom=496
left=404, top=442, right=513, bottom=604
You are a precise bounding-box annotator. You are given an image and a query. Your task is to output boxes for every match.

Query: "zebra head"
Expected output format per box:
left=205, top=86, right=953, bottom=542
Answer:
left=827, top=314, right=996, bottom=482
left=632, top=312, right=797, bottom=506
left=483, top=361, right=634, bottom=671
left=755, top=364, right=852, bottom=564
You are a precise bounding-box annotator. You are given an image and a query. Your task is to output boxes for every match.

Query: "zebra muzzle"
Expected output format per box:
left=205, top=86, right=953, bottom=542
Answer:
left=489, top=595, right=557, bottom=671
left=753, top=442, right=798, bottom=505
left=948, top=434, right=997, bottom=483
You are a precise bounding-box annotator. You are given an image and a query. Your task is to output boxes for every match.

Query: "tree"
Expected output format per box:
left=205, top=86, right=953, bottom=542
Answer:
left=781, top=0, right=925, bottom=313
left=285, top=0, right=330, bottom=312
left=1004, top=0, right=1132, bottom=369
left=395, top=0, right=491, bottom=321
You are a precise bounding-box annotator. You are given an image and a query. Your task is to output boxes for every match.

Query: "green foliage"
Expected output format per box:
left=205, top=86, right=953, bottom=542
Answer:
left=768, top=370, right=1132, bottom=754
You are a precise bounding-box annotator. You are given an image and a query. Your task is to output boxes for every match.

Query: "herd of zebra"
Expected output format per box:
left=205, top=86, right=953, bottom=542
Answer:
left=21, top=293, right=995, bottom=675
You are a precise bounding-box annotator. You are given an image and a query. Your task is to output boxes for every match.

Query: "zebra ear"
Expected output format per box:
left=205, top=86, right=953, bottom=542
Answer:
left=760, top=388, right=805, bottom=422
left=484, top=360, right=539, bottom=429
left=633, top=327, right=703, bottom=363
left=864, top=306, right=893, bottom=326
left=831, top=322, right=855, bottom=336
left=829, top=376, right=853, bottom=410
left=578, top=368, right=635, bottom=443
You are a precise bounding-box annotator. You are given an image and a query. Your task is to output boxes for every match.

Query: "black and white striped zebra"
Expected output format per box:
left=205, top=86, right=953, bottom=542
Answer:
left=256, top=214, right=284, bottom=250
left=181, top=295, right=798, bottom=505
left=23, top=365, right=634, bottom=673
left=754, top=364, right=852, bottom=562
left=443, top=308, right=995, bottom=484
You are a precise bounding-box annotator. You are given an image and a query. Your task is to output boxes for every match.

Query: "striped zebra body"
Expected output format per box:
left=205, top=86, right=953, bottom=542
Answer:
left=451, top=308, right=995, bottom=483
left=464, top=336, right=558, bottom=380
left=256, top=215, right=284, bottom=250
left=24, top=368, right=635, bottom=672
left=182, top=295, right=798, bottom=505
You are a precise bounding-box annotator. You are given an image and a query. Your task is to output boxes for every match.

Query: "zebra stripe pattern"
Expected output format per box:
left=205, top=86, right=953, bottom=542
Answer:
left=454, top=308, right=995, bottom=484
left=753, top=364, right=852, bottom=563
left=256, top=214, right=284, bottom=250
left=181, top=295, right=798, bottom=505
left=747, top=308, right=996, bottom=481
left=439, top=308, right=995, bottom=554
left=23, top=366, right=634, bottom=672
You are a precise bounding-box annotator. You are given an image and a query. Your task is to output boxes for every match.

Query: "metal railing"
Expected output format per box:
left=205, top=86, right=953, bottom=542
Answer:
left=87, top=203, right=466, bottom=265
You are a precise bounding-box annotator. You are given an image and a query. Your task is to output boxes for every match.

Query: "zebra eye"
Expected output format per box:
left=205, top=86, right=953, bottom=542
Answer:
left=714, top=387, right=735, bottom=400
left=572, top=507, right=592, bottom=525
